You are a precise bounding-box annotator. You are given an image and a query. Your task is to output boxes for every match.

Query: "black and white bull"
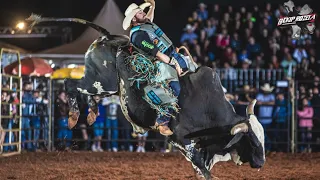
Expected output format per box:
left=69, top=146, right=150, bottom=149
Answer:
left=27, top=16, right=266, bottom=180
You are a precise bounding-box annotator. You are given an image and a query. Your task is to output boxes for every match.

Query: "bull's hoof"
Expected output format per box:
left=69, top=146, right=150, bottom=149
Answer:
left=68, top=111, right=80, bottom=129
left=87, top=108, right=98, bottom=126
left=194, top=171, right=214, bottom=180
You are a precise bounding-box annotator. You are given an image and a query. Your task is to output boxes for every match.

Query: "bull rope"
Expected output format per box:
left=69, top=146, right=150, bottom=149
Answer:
left=125, top=52, right=180, bottom=118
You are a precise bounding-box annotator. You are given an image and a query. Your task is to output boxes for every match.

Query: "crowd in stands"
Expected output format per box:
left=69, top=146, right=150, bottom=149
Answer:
left=179, top=2, right=320, bottom=152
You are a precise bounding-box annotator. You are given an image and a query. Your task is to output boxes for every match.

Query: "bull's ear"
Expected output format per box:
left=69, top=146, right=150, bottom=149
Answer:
left=230, top=123, right=248, bottom=135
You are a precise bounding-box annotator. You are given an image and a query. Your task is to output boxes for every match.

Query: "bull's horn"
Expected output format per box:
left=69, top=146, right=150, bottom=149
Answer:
left=246, top=99, right=257, bottom=116
left=231, top=123, right=248, bottom=135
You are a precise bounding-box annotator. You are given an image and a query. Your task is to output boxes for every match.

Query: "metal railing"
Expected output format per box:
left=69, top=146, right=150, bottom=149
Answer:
left=3, top=69, right=320, bottom=153
left=216, top=68, right=289, bottom=93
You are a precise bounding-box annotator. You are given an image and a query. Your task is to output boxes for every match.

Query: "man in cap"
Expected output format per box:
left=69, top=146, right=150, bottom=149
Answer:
left=122, top=0, right=189, bottom=136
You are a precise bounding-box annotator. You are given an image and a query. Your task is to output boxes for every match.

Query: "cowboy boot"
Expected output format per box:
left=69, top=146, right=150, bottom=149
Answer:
left=155, top=122, right=173, bottom=136
left=87, top=95, right=98, bottom=126
left=67, top=96, right=80, bottom=129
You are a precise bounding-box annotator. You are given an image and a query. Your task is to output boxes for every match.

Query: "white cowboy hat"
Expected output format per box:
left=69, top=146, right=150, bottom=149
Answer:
left=184, top=24, right=193, bottom=31
left=122, top=2, right=151, bottom=30
left=243, top=58, right=252, bottom=65
left=261, top=83, right=274, bottom=92
left=199, top=3, right=207, bottom=8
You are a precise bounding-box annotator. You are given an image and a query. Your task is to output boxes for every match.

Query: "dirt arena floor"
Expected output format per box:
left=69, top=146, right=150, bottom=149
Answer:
left=1, top=151, right=320, bottom=180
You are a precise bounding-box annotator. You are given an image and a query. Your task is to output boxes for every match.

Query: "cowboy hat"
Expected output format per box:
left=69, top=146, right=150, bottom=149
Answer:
left=261, top=83, right=274, bottom=92
left=243, top=58, right=252, bottom=65
left=199, top=3, right=207, bottom=8
left=184, top=24, right=193, bottom=31
left=122, top=2, right=151, bottom=30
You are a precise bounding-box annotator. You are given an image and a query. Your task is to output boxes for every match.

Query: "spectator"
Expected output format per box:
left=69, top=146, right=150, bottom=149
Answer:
left=236, top=85, right=254, bottom=117
left=21, top=82, right=33, bottom=151
left=309, top=56, right=320, bottom=76
left=311, top=88, right=320, bottom=151
left=180, top=24, right=198, bottom=44
left=136, top=132, right=148, bottom=153
left=211, top=4, right=221, bottom=20
left=92, top=99, right=105, bottom=152
left=197, top=3, right=208, bottom=21
left=203, top=19, right=217, bottom=39
left=246, top=37, right=261, bottom=59
left=103, top=95, right=120, bottom=152
left=230, top=32, right=241, bottom=52
left=216, top=28, right=230, bottom=49
left=252, top=55, right=265, bottom=69
left=270, top=55, right=280, bottom=69
left=256, top=83, right=275, bottom=152
left=273, top=92, right=290, bottom=152
left=31, top=90, right=42, bottom=151
left=293, top=46, right=308, bottom=63
left=281, top=54, right=297, bottom=78
left=297, top=98, right=314, bottom=152
left=55, top=91, right=72, bottom=150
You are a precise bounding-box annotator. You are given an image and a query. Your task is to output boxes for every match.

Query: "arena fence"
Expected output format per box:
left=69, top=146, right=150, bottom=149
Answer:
left=3, top=67, right=317, bottom=153
left=216, top=68, right=290, bottom=93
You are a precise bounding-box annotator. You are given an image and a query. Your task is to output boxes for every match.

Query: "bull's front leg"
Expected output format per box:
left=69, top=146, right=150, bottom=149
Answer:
left=87, top=95, right=99, bottom=125
left=64, top=78, right=80, bottom=129
left=169, top=138, right=211, bottom=180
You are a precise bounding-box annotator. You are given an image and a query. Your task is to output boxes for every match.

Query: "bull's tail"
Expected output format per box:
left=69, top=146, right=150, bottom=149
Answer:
left=25, top=13, right=111, bottom=37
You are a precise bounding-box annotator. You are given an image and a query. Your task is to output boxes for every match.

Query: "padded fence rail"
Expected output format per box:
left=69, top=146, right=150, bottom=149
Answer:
left=0, top=48, right=22, bottom=156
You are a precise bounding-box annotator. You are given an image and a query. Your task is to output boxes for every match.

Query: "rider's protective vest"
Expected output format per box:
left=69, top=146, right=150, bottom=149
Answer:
left=130, top=22, right=173, bottom=54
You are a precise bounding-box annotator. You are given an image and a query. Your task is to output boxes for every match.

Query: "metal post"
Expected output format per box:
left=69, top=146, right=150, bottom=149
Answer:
left=18, top=51, right=22, bottom=154
left=48, top=78, right=52, bottom=151
left=290, top=80, right=296, bottom=153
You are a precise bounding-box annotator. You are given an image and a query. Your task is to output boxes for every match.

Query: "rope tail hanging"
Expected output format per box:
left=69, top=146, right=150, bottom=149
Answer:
left=125, top=51, right=180, bottom=118
left=25, top=13, right=111, bottom=37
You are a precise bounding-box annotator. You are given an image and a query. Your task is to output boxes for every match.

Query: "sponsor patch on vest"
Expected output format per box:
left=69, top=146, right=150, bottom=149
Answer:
left=142, top=40, right=154, bottom=49
left=153, top=38, right=159, bottom=45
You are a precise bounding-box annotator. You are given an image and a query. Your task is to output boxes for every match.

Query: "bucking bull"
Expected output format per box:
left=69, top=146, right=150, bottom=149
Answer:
left=27, top=15, right=266, bottom=179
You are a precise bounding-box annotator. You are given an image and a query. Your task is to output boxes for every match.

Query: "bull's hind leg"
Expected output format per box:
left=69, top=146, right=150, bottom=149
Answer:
left=64, top=78, right=80, bottom=129
left=87, top=95, right=98, bottom=126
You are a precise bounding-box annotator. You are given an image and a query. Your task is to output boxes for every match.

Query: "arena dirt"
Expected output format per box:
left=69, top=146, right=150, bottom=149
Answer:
left=0, top=152, right=320, bottom=180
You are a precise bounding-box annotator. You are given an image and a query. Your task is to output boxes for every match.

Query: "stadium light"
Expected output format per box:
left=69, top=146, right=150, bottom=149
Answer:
left=16, top=22, right=25, bottom=30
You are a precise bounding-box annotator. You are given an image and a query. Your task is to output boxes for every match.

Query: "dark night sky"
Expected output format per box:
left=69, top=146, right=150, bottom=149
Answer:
left=0, top=0, right=317, bottom=52
left=0, top=0, right=194, bottom=52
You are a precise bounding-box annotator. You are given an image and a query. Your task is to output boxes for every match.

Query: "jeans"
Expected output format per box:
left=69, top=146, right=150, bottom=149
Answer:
left=171, top=51, right=188, bottom=71
left=156, top=81, right=181, bottom=125
left=57, top=117, right=73, bottom=147
left=3, top=119, right=15, bottom=152
left=121, top=127, right=132, bottom=150
left=32, top=116, right=41, bottom=149
left=105, top=118, right=118, bottom=149
left=273, top=122, right=287, bottom=152
left=21, top=117, right=32, bottom=150
left=93, top=121, right=104, bottom=137
left=262, top=123, right=272, bottom=152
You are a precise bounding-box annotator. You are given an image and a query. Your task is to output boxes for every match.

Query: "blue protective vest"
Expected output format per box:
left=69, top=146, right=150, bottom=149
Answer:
left=130, top=22, right=173, bottom=53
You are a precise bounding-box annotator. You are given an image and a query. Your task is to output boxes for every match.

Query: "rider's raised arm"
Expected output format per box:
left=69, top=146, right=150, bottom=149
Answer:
left=145, top=0, right=155, bottom=22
